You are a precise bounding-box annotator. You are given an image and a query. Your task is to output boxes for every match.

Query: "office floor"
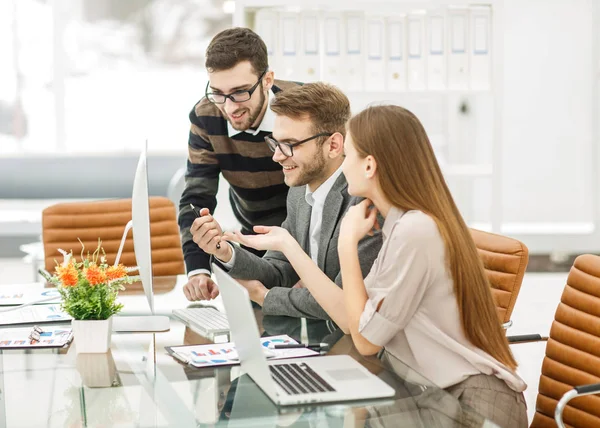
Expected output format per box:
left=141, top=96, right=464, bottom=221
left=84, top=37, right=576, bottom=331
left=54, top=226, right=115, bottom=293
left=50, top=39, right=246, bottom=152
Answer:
left=0, top=257, right=566, bottom=424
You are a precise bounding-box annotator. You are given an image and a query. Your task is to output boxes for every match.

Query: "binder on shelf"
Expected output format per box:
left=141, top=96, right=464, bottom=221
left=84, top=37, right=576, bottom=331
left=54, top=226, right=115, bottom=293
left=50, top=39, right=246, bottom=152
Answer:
left=407, top=12, right=427, bottom=91
left=300, top=11, right=321, bottom=82
left=448, top=8, right=469, bottom=90
left=365, top=16, right=386, bottom=92
left=254, top=9, right=279, bottom=75
left=469, top=6, right=491, bottom=90
left=322, top=12, right=344, bottom=87
left=427, top=12, right=446, bottom=90
left=386, top=15, right=407, bottom=92
left=345, top=12, right=365, bottom=91
left=278, top=11, right=300, bottom=80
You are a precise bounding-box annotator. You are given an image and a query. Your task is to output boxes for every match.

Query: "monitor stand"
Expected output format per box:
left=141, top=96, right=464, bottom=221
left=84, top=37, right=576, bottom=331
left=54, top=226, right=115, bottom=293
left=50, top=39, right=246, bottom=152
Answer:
left=112, top=315, right=170, bottom=332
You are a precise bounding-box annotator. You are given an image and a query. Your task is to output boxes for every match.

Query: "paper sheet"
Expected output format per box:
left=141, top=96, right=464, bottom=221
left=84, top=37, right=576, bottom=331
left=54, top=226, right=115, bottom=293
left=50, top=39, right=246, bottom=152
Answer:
left=168, top=335, right=320, bottom=368
left=0, top=304, right=72, bottom=326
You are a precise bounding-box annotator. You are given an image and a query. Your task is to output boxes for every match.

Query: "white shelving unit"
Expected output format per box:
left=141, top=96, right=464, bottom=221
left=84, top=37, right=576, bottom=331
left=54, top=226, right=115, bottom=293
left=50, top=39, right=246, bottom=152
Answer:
left=234, top=0, right=503, bottom=233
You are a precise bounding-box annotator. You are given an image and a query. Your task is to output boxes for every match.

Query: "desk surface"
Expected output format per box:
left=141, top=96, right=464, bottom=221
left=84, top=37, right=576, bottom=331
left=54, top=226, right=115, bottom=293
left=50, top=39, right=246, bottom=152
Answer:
left=0, top=277, right=494, bottom=427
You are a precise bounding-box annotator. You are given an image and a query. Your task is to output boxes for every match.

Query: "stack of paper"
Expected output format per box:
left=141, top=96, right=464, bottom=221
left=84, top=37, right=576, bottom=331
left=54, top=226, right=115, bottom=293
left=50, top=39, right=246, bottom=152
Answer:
left=167, top=335, right=320, bottom=368
left=0, top=326, right=73, bottom=349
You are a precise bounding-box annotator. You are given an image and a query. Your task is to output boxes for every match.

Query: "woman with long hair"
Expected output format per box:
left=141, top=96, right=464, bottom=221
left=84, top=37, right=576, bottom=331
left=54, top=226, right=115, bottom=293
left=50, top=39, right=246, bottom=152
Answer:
left=224, top=105, right=527, bottom=427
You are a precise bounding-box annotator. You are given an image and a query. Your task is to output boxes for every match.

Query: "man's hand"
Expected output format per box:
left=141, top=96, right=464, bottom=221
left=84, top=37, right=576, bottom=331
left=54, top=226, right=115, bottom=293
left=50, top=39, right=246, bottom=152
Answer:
left=237, top=279, right=269, bottom=306
left=183, top=274, right=220, bottom=301
left=190, top=208, right=233, bottom=262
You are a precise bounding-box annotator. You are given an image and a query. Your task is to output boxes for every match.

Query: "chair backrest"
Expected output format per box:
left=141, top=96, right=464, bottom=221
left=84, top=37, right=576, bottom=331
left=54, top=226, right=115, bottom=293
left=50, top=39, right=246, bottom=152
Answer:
left=470, top=229, right=529, bottom=324
left=531, top=254, right=600, bottom=428
left=42, top=197, right=184, bottom=277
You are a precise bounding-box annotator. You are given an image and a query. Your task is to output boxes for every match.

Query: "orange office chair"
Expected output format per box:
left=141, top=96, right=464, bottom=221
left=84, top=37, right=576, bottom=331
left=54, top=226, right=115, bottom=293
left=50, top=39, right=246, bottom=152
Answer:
left=509, top=254, right=600, bottom=427
left=42, top=197, right=184, bottom=277
left=470, top=228, right=529, bottom=328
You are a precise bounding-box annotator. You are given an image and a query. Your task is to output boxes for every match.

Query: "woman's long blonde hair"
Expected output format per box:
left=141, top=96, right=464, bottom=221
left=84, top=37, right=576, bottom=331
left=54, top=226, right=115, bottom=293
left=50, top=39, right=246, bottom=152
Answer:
left=349, top=105, right=517, bottom=370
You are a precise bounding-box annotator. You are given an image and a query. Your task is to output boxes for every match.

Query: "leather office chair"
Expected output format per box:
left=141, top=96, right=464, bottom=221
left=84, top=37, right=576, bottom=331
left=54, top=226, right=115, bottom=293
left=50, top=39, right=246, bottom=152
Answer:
left=509, top=254, right=600, bottom=427
left=42, top=197, right=185, bottom=277
left=470, top=228, right=529, bottom=328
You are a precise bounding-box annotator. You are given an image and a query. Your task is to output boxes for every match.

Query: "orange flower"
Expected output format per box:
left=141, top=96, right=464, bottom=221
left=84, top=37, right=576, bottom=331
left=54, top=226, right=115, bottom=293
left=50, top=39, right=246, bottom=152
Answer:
left=55, top=262, right=78, bottom=287
left=85, top=264, right=106, bottom=286
left=106, top=264, right=127, bottom=281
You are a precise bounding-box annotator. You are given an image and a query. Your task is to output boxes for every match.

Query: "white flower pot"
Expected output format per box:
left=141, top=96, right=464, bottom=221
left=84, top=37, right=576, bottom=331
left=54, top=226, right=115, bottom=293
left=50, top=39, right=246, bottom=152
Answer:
left=72, top=317, right=113, bottom=354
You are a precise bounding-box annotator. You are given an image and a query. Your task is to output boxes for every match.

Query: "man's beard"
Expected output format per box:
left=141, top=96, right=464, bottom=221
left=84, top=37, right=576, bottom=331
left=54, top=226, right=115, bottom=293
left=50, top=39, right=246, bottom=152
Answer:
left=288, top=147, right=327, bottom=188
left=227, top=87, right=266, bottom=131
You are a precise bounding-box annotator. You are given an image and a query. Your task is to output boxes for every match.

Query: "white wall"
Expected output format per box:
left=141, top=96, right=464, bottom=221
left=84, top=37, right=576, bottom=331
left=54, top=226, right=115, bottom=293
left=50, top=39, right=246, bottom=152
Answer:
left=501, top=0, right=599, bottom=252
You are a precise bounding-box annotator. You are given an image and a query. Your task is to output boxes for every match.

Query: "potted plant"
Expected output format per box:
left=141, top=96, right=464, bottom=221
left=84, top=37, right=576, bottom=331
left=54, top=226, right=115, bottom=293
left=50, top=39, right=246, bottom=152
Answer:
left=42, top=241, right=132, bottom=353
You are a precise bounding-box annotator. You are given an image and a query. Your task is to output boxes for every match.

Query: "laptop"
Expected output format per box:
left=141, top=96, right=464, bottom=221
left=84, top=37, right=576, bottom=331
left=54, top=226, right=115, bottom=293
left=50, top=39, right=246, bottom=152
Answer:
left=212, top=263, right=396, bottom=406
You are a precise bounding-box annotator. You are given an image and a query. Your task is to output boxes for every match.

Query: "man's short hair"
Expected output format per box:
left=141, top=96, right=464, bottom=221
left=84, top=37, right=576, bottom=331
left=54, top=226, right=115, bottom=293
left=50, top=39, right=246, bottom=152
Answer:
left=270, top=83, right=351, bottom=137
left=205, top=27, right=268, bottom=76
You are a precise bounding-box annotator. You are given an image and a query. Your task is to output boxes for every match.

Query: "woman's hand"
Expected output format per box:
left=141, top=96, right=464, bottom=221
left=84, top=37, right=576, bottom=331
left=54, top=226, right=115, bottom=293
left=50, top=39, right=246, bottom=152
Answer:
left=222, top=226, right=296, bottom=254
left=340, top=199, right=379, bottom=247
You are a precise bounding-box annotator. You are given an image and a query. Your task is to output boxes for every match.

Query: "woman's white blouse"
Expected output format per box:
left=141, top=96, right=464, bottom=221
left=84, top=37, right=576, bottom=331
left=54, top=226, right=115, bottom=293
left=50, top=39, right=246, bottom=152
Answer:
left=358, top=208, right=526, bottom=392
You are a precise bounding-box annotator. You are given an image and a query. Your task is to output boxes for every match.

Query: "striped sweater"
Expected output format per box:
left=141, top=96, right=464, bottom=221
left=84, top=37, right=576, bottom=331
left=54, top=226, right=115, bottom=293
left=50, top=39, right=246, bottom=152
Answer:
left=178, top=80, right=300, bottom=274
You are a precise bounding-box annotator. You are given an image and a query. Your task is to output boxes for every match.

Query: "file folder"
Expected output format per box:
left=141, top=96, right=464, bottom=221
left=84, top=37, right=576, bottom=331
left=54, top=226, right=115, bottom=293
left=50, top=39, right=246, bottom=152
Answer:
left=322, top=12, right=344, bottom=87
left=469, top=6, right=492, bottom=90
left=300, top=11, right=320, bottom=82
left=427, top=12, right=446, bottom=90
left=254, top=9, right=279, bottom=74
left=407, top=12, right=427, bottom=91
left=345, top=12, right=365, bottom=91
left=279, top=11, right=300, bottom=80
left=386, top=15, right=407, bottom=92
left=365, top=16, right=386, bottom=91
left=448, top=8, right=469, bottom=90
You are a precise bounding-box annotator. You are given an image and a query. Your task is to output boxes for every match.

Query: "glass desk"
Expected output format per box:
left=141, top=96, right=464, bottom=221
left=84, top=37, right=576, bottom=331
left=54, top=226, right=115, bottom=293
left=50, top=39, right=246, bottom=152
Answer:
left=0, top=277, right=498, bottom=427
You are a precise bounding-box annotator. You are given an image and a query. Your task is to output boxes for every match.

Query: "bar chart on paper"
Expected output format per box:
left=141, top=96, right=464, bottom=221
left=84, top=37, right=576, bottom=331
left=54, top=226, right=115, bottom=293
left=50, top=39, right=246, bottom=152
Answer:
left=0, top=304, right=72, bottom=326
left=167, top=335, right=319, bottom=368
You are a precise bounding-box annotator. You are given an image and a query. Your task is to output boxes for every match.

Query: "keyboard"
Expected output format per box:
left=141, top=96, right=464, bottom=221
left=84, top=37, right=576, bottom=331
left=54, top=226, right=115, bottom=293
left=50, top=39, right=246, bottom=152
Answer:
left=270, top=362, right=336, bottom=395
left=173, top=307, right=230, bottom=336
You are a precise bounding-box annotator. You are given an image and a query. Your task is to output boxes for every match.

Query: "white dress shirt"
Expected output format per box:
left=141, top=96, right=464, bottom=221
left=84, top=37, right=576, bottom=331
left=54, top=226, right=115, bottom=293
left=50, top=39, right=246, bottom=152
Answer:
left=304, top=166, right=344, bottom=263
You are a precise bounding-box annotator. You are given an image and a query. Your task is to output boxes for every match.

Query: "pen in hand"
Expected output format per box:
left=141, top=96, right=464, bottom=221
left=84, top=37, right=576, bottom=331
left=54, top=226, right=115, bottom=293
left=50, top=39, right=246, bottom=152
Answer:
left=190, top=204, right=221, bottom=249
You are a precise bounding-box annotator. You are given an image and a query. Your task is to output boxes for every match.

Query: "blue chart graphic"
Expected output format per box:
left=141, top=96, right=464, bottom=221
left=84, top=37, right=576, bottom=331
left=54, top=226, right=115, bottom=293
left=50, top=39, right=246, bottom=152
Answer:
left=261, top=337, right=293, bottom=348
left=41, top=290, right=60, bottom=297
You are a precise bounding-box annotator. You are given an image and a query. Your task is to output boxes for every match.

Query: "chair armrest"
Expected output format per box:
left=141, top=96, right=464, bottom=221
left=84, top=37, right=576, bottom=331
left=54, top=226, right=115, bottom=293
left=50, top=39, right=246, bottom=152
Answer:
left=555, top=383, right=600, bottom=428
left=507, top=334, right=548, bottom=344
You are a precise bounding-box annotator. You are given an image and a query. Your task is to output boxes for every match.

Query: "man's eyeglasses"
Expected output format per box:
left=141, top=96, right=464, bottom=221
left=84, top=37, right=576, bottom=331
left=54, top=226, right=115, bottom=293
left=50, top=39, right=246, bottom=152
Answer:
left=205, top=70, right=267, bottom=104
left=265, top=133, right=333, bottom=157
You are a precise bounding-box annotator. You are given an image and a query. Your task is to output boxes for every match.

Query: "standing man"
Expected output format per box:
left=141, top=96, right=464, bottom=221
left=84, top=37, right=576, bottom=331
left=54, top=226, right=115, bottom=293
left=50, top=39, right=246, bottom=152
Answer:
left=185, top=83, right=382, bottom=328
left=179, top=28, right=300, bottom=294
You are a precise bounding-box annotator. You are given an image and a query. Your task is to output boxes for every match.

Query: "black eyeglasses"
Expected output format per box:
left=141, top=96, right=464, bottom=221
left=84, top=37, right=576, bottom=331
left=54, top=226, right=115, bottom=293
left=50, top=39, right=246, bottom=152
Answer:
left=205, top=70, right=267, bottom=104
left=265, top=133, right=333, bottom=157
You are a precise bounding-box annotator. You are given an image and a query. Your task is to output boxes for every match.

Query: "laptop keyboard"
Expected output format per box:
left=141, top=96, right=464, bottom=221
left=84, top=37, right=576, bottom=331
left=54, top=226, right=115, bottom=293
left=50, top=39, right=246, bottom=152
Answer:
left=173, top=308, right=229, bottom=333
left=270, top=362, right=336, bottom=395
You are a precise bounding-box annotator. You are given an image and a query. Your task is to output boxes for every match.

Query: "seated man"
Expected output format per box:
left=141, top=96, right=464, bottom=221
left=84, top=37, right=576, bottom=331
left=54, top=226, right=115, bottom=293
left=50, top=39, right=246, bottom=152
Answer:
left=183, top=82, right=381, bottom=323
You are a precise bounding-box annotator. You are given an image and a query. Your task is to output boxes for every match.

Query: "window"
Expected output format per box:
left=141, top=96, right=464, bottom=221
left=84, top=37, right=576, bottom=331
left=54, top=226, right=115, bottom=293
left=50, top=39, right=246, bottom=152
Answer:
left=1, top=0, right=231, bottom=155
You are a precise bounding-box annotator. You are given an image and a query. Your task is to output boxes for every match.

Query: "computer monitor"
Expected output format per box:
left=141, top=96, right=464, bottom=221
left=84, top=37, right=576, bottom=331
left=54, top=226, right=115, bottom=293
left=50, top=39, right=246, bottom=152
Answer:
left=112, top=142, right=170, bottom=332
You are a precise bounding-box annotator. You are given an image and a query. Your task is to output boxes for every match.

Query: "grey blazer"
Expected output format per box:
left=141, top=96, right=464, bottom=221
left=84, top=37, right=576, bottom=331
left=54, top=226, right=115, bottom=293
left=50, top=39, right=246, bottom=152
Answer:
left=217, top=173, right=382, bottom=322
